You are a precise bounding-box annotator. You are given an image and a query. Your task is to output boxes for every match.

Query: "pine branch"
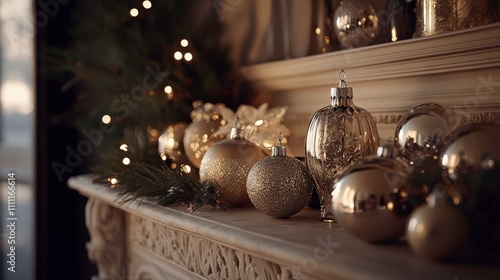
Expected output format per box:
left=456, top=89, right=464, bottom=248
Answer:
left=91, top=128, right=219, bottom=211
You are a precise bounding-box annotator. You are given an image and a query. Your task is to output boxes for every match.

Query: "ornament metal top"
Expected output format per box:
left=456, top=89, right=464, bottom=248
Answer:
left=306, top=70, right=379, bottom=222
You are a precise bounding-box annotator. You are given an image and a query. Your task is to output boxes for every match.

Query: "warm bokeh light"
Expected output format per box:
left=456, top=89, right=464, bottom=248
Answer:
left=101, top=114, right=111, bottom=124
left=180, top=39, right=188, bottom=47
left=122, top=157, right=131, bottom=165
left=164, top=85, right=173, bottom=94
left=184, top=52, right=193, bottom=61
left=130, top=8, right=139, bottom=17
left=142, top=0, right=152, bottom=9
left=174, top=51, right=183, bottom=60
left=120, top=144, right=128, bottom=151
left=0, top=80, right=32, bottom=114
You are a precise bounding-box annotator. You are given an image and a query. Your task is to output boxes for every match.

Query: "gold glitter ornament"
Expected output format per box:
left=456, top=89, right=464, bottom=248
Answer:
left=183, top=101, right=233, bottom=168
left=306, top=70, right=379, bottom=222
left=200, top=117, right=266, bottom=207
left=247, top=133, right=314, bottom=218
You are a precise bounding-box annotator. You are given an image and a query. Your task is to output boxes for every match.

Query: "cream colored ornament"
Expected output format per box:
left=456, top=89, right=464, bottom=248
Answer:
left=215, top=103, right=291, bottom=155
left=183, top=101, right=233, bottom=168
left=200, top=117, right=266, bottom=207
left=246, top=133, right=314, bottom=218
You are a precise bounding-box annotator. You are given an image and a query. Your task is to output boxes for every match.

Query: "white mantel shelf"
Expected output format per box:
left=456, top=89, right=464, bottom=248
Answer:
left=240, top=23, right=500, bottom=156
left=69, top=175, right=499, bottom=280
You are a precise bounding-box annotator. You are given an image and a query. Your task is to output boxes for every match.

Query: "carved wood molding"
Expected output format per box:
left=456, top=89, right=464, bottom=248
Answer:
left=128, top=215, right=306, bottom=280
left=85, top=198, right=127, bottom=280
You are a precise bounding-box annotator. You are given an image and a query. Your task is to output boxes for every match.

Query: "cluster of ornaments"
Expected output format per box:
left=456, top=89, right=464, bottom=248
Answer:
left=330, top=101, right=500, bottom=261
left=158, top=69, right=499, bottom=263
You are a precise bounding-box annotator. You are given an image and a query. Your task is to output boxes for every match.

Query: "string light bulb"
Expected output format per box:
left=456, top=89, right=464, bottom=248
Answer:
left=102, top=115, right=111, bottom=124
left=174, top=51, right=182, bottom=60
left=130, top=8, right=139, bottom=17
left=142, top=0, right=152, bottom=9
left=184, top=52, right=193, bottom=62
left=180, top=39, right=188, bottom=47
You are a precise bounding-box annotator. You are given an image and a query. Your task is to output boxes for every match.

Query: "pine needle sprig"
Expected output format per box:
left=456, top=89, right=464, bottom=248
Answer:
left=91, top=128, right=219, bottom=210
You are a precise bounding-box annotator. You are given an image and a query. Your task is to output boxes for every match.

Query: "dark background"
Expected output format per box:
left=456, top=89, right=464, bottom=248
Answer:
left=35, top=0, right=95, bottom=279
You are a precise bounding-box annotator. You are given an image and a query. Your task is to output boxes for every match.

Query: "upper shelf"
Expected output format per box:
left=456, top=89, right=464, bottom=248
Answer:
left=240, top=23, right=500, bottom=116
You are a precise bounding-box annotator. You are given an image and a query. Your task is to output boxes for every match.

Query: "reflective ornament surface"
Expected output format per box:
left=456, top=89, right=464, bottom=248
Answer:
left=183, top=102, right=232, bottom=168
left=442, top=122, right=500, bottom=181
left=334, top=0, right=378, bottom=49
left=247, top=133, right=314, bottom=218
left=306, top=70, right=379, bottom=222
left=414, top=0, right=499, bottom=37
left=331, top=155, right=411, bottom=242
left=158, top=122, right=190, bottom=167
left=395, top=102, right=457, bottom=154
left=200, top=118, right=266, bottom=207
left=407, top=189, right=468, bottom=261
left=441, top=122, right=500, bottom=244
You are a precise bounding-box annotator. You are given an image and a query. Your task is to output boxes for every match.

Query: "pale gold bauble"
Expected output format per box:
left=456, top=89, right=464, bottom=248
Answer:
left=407, top=204, right=468, bottom=261
left=200, top=135, right=265, bottom=208
left=158, top=122, right=190, bottom=166
left=247, top=143, right=313, bottom=218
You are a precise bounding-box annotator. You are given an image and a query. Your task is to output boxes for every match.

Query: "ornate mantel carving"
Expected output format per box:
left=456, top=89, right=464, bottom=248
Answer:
left=128, top=215, right=304, bottom=280
left=85, top=198, right=127, bottom=280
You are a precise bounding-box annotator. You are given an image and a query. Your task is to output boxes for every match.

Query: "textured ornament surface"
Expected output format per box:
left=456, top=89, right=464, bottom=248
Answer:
left=331, top=156, right=410, bottom=242
left=334, top=0, right=379, bottom=49
left=200, top=139, right=265, bottom=207
left=247, top=157, right=313, bottom=218
left=306, top=104, right=379, bottom=221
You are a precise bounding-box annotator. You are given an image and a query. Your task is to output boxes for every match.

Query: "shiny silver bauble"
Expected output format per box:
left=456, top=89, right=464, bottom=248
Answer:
left=333, top=0, right=378, bottom=49
left=442, top=122, right=500, bottom=181
left=331, top=156, right=411, bottom=242
left=395, top=103, right=458, bottom=152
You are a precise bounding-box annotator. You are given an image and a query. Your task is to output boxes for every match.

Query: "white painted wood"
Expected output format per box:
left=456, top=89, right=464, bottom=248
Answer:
left=69, top=175, right=500, bottom=280
left=240, top=23, right=500, bottom=155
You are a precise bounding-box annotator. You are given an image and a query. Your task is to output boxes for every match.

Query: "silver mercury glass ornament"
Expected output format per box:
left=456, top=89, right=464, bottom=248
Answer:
left=246, top=133, right=314, bottom=218
left=306, top=70, right=379, bottom=222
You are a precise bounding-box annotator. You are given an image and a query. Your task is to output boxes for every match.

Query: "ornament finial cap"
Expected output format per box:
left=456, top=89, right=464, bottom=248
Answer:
left=272, top=132, right=286, bottom=156
left=331, top=69, right=353, bottom=100
left=230, top=116, right=245, bottom=140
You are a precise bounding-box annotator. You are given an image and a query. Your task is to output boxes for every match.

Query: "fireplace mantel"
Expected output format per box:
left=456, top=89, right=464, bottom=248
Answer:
left=240, top=23, right=500, bottom=155
left=69, top=175, right=499, bottom=280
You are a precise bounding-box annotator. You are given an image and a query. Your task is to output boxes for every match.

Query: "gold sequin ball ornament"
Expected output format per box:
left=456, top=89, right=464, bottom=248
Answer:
left=200, top=117, right=266, bottom=207
left=246, top=133, right=314, bottom=218
left=306, top=70, right=379, bottom=222
left=183, top=101, right=233, bottom=168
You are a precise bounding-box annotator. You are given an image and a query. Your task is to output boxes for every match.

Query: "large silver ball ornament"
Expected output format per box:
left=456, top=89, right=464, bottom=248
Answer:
left=334, top=0, right=379, bottom=49
left=442, top=122, right=500, bottom=181
left=331, top=156, right=411, bottom=242
left=441, top=122, right=500, bottom=244
left=395, top=103, right=458, bottom=153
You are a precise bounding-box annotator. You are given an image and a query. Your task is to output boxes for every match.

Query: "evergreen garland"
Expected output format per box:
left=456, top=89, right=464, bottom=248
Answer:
left=43, top=0, right=249, bottom=208
left=91, top=129, right=219, bottom=210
